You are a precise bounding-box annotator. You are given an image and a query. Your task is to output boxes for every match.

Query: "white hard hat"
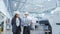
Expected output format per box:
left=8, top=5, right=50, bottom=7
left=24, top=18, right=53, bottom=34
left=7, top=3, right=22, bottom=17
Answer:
left=14, top=11, right=20, bottom=14
left=24, top=12, right=29, bottom=14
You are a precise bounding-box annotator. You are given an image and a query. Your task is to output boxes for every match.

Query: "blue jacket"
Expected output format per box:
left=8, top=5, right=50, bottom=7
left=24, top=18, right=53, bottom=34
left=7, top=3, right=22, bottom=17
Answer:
left=11, top=18, right=21, bottom=32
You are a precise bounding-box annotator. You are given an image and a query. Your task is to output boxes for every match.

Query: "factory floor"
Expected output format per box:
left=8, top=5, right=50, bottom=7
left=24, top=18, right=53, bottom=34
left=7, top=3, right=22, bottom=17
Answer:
left=1, top=25, right=45, bottom=34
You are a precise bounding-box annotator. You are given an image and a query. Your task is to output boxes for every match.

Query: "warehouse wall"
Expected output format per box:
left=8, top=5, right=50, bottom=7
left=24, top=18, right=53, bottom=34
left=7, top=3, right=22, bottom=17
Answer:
left=45, top=7, right=60, bottom=34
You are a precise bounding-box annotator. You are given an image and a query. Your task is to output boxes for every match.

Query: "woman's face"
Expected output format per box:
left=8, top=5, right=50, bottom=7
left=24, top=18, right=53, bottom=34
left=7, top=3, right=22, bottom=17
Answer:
left=16, top=14, right=20, bottom=18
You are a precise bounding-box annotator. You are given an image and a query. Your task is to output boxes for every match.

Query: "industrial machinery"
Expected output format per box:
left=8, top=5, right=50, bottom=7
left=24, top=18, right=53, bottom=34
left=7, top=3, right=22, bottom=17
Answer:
left=39, top=20, right=52, bottom=34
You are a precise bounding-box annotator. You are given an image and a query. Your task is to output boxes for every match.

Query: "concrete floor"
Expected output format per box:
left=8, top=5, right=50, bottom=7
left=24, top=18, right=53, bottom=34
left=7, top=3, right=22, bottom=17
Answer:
left=1, top=25, right=45, bottom=34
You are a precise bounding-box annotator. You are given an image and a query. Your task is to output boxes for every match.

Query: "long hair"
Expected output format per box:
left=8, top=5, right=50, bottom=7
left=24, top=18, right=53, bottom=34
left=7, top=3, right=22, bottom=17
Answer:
left=13, top=14, right=20, bottom=19
left=14, top=14, right=17, bottom=18
left=12, top=14, right=17, bottom=20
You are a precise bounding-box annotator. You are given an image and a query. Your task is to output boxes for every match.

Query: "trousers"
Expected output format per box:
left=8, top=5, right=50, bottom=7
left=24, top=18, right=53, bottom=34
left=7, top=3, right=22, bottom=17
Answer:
left=13, top=26, right=21, bottom=34
left=23, top=26, right=30, bottom=34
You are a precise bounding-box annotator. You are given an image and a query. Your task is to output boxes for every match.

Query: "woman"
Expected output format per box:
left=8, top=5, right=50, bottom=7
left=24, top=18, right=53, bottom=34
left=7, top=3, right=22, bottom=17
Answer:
left=11, top=12, right=21, bottom=34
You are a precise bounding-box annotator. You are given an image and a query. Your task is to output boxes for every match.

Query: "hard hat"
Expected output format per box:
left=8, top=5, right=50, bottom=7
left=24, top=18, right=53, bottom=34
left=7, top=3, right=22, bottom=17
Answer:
left=24, top=12, right=29, bottom=14
left=14, top=11, right=20, bottom=14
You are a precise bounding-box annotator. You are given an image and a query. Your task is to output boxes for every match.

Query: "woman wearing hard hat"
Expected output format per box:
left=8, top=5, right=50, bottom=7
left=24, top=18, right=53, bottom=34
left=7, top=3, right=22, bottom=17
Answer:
left=11, top=11, right=21, bottom=34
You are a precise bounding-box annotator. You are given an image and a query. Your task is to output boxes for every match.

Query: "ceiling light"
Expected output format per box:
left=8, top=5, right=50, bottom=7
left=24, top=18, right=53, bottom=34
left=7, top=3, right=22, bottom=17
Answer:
left=51, top=11, right=55, bottom=14
left=42, top=13, right=45, bottom=16
left=36, top=5, right=43, bottom=7
left=14, top=3, right=17, bottom=7
left=48, top=0, right=51, bottom=1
